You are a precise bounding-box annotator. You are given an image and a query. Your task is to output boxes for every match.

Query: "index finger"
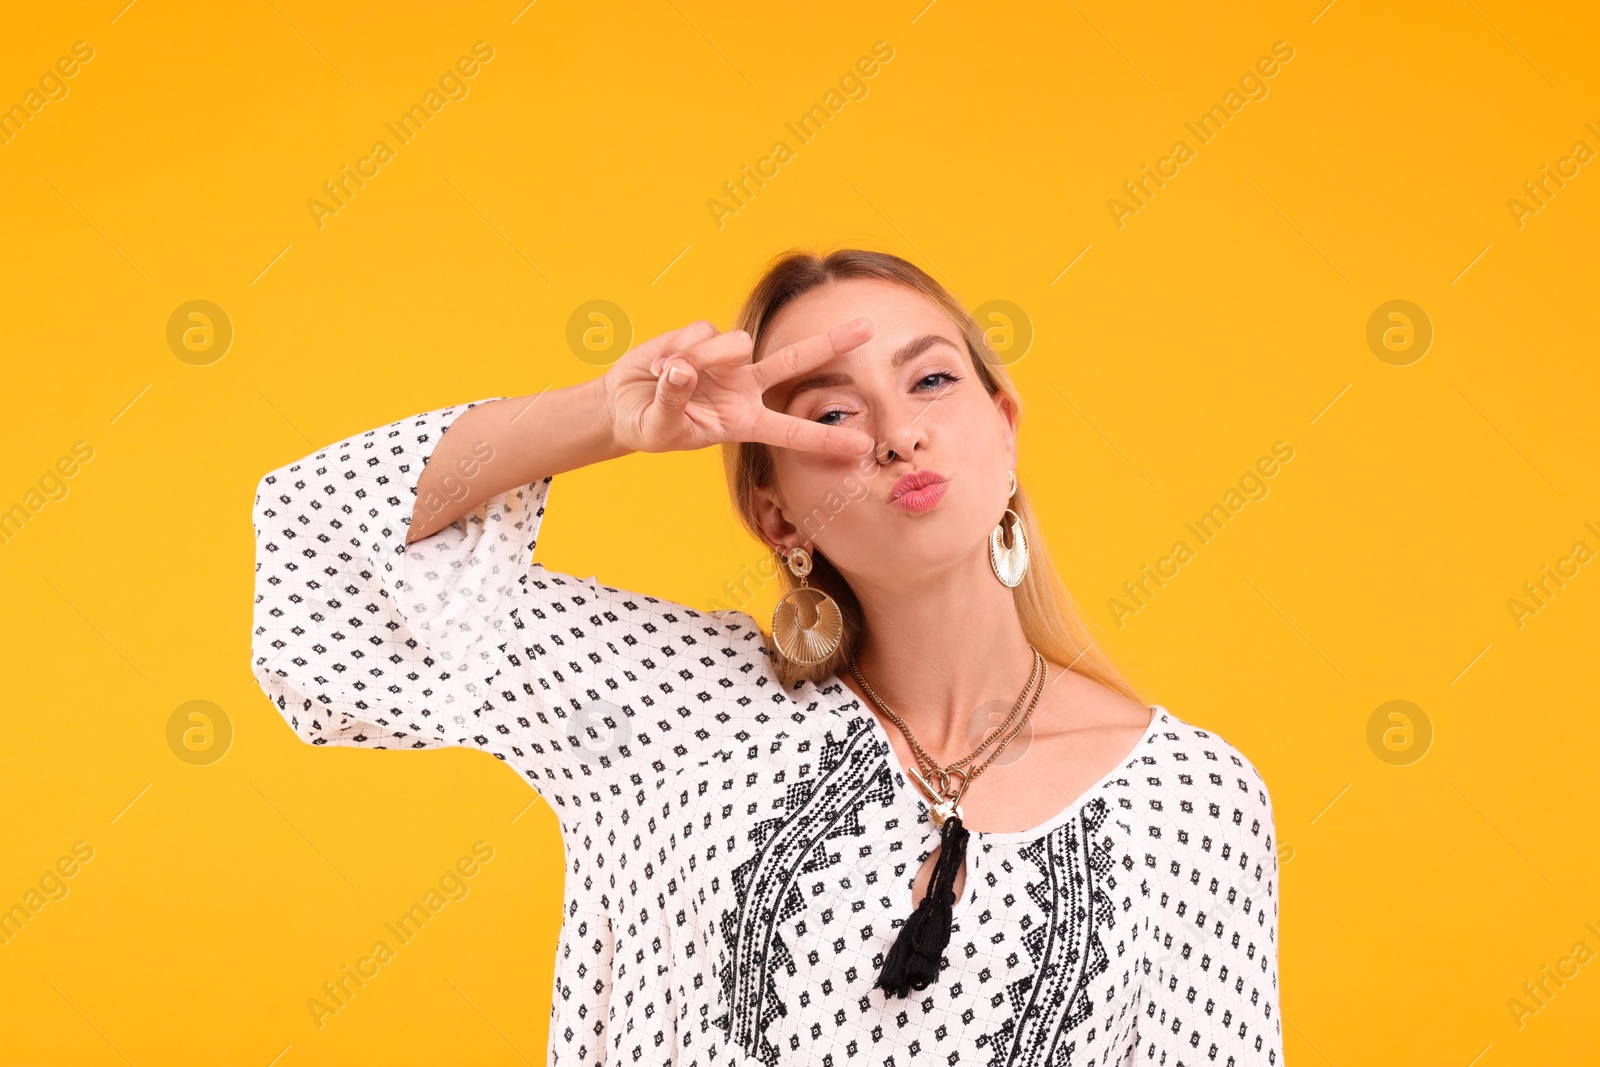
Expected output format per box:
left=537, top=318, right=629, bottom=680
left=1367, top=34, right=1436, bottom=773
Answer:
left=747, top=407, right=876, bottom=458
left=747, top=317, right=875, bottom=395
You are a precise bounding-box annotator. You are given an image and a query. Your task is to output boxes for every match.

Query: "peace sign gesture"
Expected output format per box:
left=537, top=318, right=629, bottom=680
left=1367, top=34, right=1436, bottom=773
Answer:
left=602, top=317, right=878, bottom=458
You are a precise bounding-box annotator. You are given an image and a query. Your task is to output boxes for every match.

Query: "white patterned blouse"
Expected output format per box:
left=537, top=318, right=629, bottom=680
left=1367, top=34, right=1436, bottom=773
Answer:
left=250, top=398, right=1284, bottom=1067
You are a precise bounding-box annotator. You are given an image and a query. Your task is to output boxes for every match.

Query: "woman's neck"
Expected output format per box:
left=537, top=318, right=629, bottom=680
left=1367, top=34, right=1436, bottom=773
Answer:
left=840, top=545, right=1040, bottom=761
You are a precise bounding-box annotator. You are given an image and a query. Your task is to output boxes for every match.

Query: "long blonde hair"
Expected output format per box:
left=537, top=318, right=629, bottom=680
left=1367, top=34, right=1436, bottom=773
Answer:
left=721, top=246, right=1142, bottom=703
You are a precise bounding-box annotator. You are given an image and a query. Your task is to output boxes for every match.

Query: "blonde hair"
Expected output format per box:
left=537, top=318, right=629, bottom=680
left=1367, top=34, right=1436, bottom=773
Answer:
left=721, top=246, right=1143, bottom=703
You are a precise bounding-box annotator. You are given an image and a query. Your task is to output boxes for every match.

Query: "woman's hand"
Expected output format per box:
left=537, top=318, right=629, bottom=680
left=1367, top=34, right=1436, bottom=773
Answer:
left=601, top=319, right=878, bottom=457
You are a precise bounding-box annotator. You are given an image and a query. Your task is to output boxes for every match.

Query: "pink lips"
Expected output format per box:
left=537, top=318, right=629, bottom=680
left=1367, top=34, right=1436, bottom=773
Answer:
left=888, top=470, right=949, bottom=513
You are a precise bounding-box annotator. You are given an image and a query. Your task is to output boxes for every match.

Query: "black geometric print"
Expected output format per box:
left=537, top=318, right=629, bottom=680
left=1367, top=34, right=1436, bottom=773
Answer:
left=251, top=399, right=1283, bottom=1065
left=712, top=715, right=897, bottom=1066
left=978, top=797, right=1116, bottom=1067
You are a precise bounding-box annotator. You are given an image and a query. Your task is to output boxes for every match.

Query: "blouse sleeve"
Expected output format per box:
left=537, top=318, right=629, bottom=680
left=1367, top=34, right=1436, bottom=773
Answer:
left=250, top=397, right=779, bottom=815
left=1133, top=732, right=1284, bottom=1064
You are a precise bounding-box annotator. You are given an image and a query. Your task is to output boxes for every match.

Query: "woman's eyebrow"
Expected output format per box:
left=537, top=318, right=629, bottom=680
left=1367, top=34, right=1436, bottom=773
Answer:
left=779, top=334, right=962, bottom=407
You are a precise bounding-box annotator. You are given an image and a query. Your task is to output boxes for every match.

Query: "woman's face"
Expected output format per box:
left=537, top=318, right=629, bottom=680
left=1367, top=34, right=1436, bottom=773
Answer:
left=754, top=277, right=1019, bottom=589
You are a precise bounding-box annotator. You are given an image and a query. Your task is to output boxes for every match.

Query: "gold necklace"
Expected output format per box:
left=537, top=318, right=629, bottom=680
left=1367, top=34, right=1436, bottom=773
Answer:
left=849, top=645, right=1048, bottom=827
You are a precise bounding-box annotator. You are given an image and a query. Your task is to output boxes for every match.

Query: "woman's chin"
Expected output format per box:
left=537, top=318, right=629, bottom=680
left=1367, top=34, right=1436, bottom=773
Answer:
left=842, top=530, right=991, bottom=583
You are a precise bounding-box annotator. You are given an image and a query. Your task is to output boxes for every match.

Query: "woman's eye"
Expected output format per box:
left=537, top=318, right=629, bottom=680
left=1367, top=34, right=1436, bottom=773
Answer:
left=815, top=374, right=960, bottom=423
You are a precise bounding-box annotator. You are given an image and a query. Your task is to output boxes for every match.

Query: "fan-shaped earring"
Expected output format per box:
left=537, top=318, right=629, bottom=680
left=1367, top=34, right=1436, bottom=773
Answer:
left=990, top=472, right=1028, bottom=588
left=771, top=545, right=843, bottom=664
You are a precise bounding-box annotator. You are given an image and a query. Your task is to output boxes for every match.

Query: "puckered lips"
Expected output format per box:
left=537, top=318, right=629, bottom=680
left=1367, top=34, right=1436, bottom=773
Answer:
left=887, top=470, right=949, bottom=513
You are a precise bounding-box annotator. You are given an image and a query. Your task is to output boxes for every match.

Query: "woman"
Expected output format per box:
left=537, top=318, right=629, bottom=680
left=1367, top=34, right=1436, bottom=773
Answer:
left=251, top=248, right=1282, bottom=1065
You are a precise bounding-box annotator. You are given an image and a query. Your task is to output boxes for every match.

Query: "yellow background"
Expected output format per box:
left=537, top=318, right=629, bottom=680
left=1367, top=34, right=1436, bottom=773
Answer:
left=2, top=0, right=1597, bottom=1063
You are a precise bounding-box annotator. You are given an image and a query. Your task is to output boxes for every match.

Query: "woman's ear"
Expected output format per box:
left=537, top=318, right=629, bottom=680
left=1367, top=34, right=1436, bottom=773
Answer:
left=994, top=391, right=1020, bottom=470
left=750, top=482, right=799, bottom=552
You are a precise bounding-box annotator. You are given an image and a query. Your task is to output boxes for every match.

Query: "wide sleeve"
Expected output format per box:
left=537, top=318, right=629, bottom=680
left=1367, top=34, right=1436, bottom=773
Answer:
left=1132, top=729, right=1283, bottom=1064
left=249, top=396, right=781, bottom=815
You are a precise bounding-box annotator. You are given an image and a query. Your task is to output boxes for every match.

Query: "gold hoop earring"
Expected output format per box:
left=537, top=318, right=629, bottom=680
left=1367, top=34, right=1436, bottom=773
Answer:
left=990, top=472, right=1028, bottom=588
left=771, top=545, right=844, bottom=664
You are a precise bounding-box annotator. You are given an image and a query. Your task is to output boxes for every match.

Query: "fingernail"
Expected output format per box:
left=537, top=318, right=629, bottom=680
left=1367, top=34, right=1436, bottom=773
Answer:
left=667, top=362, right=688, bottom=385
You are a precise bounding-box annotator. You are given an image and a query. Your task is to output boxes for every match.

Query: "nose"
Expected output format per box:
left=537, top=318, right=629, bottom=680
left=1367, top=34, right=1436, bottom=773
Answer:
left=875, top=413, right=928, bottom=466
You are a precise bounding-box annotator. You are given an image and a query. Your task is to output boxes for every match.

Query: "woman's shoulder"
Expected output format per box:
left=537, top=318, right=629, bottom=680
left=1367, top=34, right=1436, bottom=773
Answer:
left=538, top=586, right=844, bottom=720
left=1115, top=706, right=1279, bottom=902
left=1135, top=705, right=1276, bottom=817
left=693, top=605, right=862, bottom=713
left=522, top=567, right=776, bottom=667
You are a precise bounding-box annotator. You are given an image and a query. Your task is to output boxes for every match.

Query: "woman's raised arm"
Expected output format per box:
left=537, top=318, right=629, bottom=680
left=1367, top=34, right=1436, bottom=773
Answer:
left=405, top=374, right=625, bottom=544
left=251, top=315, right=876, bottom=810
left=408, top=318, right=877, bottom=542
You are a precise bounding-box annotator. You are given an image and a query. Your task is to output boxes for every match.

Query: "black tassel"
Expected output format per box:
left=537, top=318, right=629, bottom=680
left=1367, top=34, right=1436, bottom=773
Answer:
left=875, top=813, right=969, bottom=998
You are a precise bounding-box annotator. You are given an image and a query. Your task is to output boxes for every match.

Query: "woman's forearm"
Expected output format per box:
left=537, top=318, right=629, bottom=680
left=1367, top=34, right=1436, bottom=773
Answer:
left=407, top=377, right=629, bottom=543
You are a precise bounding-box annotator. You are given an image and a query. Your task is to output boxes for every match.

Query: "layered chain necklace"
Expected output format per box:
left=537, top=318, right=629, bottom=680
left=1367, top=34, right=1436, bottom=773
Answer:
left=848, top=645, right=1048, bottom=998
